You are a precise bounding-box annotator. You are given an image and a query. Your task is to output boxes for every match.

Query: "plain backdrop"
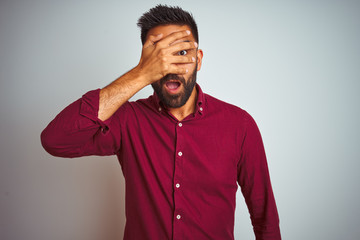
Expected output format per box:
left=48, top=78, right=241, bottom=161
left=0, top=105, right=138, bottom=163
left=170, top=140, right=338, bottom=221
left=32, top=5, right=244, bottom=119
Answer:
left=1, top=0, right=359, bottom=239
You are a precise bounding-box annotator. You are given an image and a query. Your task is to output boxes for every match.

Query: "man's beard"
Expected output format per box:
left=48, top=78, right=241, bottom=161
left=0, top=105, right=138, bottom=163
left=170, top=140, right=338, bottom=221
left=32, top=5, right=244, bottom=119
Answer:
left=151, top=65, right=197, bottom=108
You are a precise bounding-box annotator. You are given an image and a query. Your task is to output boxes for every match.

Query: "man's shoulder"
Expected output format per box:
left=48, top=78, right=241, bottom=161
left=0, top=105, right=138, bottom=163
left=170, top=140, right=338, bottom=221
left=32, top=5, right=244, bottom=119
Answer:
left=109, top=95, right=156, bottom=120
left=204, top=92, right=249, bottom=117
left=124, top=95, right=160, bottom=114
left=203, top=93, right=259, bottom=130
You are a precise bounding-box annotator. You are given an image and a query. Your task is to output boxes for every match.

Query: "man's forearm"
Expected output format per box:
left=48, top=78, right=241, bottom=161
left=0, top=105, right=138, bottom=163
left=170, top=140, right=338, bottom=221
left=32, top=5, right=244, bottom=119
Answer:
left=98, top=66, right=149, bottom=121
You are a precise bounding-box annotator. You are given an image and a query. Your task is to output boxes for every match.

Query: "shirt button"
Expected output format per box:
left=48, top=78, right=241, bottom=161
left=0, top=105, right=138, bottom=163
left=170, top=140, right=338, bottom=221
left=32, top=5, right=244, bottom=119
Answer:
left=178, top=122, right=183, bottom=127
left=176, top=215, right=181, bottom=220
left=158, top=107, right=162, bottom=112
left=176, top=183, right=180, bottom=188
left=178, top=151, right=183, bottom=157
left=199, top=107, right=203, bottom=111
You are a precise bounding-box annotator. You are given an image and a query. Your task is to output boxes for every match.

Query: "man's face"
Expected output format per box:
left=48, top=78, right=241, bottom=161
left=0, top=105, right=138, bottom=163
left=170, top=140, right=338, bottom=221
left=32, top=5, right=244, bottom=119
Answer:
left=147, top=25, right=203, bottom=108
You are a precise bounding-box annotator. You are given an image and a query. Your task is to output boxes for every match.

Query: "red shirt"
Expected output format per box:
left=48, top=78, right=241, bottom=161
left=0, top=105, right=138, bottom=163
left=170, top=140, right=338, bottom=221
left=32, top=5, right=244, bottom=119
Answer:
left=41, top=84, right=281, bottom=240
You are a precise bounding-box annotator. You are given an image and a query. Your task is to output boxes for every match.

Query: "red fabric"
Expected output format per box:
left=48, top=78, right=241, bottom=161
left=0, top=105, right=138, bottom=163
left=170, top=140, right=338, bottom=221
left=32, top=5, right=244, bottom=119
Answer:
left=41, top=84, right=281, bottom=240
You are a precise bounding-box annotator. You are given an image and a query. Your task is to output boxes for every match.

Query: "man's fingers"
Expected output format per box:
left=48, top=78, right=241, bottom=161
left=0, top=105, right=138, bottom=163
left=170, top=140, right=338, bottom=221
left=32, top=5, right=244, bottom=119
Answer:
left=167, top=65, right=189, bottom=75
left=167, top=41, right=198, bottom=55
left=162, top=57, right=195, bottom=76
left=156, top=30, right=191, bottom=48
left=144, top=33, right=163, bottom=48
left=166, top=56, right=196, bottom=64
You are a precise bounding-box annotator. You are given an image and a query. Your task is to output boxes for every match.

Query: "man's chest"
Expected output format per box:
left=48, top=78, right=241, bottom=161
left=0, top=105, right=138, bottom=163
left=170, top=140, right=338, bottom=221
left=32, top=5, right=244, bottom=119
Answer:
left=119, top=113, right=242, bottom=189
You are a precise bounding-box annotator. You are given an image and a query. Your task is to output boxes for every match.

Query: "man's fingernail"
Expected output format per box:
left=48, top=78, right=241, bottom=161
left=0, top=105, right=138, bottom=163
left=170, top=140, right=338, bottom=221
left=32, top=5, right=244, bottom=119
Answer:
left=186, top=30, right=191, bottom=35
left=194, top=42, right=198, bottom=48
left=192, top=57, right=195, bottom=61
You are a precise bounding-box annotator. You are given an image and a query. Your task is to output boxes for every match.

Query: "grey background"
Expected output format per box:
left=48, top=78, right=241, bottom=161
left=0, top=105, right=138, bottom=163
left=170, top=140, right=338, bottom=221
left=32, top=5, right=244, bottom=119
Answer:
left=1, top=0, right=359, bottom=239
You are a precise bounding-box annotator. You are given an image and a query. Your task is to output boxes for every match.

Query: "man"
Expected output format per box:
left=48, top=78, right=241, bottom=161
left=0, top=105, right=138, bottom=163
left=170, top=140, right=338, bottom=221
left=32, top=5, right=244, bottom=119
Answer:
left=41, top=5, right=281, bottom=240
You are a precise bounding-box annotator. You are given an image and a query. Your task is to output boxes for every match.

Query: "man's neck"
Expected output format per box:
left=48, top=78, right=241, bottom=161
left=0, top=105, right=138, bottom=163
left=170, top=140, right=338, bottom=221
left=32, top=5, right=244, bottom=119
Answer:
left=169, top=87, right=198, bottom=121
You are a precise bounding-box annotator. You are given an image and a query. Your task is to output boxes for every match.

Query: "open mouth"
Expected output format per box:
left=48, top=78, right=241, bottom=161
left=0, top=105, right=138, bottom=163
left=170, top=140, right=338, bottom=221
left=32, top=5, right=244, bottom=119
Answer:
left=165, top=81, right=181, bottom=90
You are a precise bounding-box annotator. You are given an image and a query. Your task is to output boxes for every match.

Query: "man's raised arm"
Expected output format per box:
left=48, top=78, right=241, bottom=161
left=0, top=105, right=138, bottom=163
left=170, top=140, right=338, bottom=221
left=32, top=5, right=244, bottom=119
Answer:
left=41, top=30, right=197, bottom=157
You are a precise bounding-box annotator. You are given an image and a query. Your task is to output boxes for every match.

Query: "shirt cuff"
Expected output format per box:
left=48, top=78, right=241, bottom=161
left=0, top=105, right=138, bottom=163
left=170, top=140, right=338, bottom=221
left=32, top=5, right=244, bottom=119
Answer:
left=79, top=89, right=110, bottom=133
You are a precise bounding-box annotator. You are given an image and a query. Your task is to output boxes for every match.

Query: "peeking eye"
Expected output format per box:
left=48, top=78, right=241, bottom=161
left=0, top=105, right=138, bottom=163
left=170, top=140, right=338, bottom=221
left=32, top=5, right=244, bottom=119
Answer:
left=178, top=50, right=188, bottom=56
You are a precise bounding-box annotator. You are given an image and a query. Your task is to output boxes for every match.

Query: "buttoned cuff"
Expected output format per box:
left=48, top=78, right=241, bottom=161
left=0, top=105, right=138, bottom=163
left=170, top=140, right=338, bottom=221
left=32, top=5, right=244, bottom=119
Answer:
left=79, top=89, right=111, bottom=133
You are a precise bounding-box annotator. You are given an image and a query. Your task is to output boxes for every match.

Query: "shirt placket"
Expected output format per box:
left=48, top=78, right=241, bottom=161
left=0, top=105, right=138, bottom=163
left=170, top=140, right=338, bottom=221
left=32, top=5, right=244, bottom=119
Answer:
left=173, top=121, right=184, bottom=240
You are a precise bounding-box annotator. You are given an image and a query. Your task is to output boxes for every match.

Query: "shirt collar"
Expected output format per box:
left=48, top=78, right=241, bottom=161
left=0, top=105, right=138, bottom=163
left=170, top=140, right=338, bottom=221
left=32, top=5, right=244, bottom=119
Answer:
left=152, top=83, right=205, bottom=116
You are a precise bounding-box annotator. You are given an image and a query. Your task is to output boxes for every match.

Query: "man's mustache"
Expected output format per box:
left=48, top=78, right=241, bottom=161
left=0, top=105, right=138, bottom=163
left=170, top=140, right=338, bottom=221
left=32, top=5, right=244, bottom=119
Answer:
left=160, top=74, right=185, bottom=85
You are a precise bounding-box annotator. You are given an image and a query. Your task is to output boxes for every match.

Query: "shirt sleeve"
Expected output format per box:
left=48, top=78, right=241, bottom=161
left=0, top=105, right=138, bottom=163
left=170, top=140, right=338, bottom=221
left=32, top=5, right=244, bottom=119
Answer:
left=237, top=114, right=281, bottom=240
left=41, top=89, right=122, bottom=158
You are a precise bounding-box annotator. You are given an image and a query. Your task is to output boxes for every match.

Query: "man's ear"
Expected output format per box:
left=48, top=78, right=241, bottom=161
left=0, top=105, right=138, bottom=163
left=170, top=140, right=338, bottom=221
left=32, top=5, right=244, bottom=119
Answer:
left=196, top=49, right=204, bottom=71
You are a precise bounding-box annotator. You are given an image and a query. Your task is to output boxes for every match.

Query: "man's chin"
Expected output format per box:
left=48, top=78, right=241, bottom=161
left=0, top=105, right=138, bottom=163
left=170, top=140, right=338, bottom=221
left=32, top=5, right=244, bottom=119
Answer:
left=161, top=91, right=186, bottom=108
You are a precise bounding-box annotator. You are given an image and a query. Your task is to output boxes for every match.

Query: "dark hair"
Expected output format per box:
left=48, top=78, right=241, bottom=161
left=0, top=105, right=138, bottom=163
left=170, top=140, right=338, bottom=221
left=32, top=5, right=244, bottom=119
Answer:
left=137, top=5, right=199, bottom=45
